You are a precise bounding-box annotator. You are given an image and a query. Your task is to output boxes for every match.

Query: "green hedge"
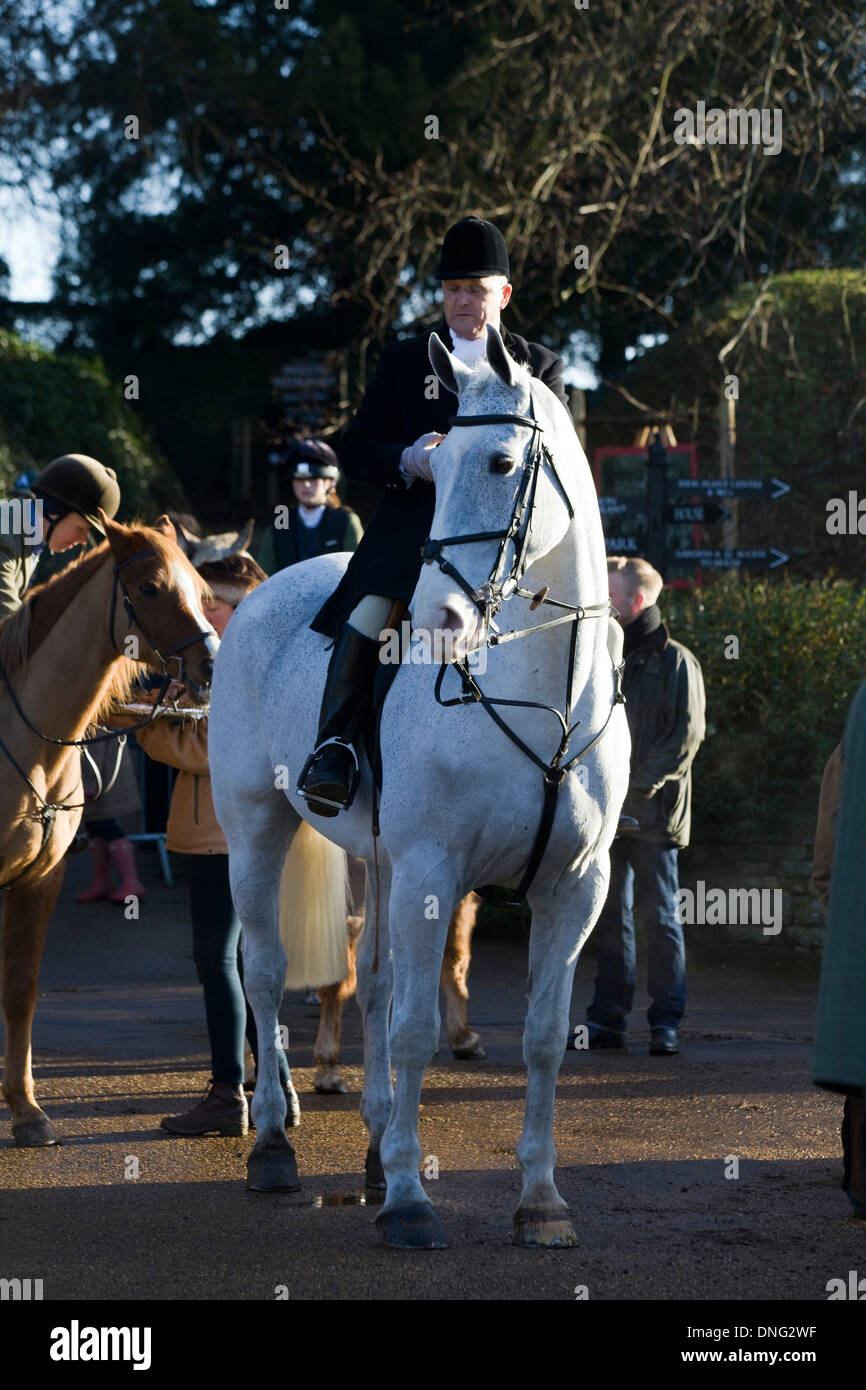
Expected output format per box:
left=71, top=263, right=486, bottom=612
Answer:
left=0, top=330, right=184, bottom=518
left=475, top=572, right=865, bottom=936
left=665, top=572, right=866, bottom=843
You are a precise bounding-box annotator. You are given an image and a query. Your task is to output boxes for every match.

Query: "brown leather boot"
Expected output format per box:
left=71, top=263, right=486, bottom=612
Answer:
left=160, top=1080, right=249, bottom=1137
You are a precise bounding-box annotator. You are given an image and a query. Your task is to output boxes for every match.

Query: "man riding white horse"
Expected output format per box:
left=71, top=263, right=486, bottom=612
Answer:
left=297, top=216, right=571, bottom=816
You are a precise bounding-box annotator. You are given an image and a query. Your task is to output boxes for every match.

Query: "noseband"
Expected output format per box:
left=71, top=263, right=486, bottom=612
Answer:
left=417, top=399, right=624, bottom=903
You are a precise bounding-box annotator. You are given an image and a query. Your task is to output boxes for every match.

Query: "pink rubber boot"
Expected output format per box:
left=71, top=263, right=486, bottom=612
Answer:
left=108, top=838, right=146, bottom=904
left=76, top=838, right=111, bottom=903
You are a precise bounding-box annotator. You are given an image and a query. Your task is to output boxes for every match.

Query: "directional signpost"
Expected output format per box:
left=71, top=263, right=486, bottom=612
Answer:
left=674, top=547, right=789, bottom=570
left=666, top=502, right=730, bottom=525
left=673, top=476, right=790, bottom=501
left=597, top=496, right=644, bottom=517
left=595, top=431, right=791, bottom=577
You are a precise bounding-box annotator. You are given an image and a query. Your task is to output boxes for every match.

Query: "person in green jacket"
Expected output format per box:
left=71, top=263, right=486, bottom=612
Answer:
left=256, top=439, right=362, bottom=576
left=0, top=454, right=121, bottom=621
left=813, top=678, right=866, bottom=1218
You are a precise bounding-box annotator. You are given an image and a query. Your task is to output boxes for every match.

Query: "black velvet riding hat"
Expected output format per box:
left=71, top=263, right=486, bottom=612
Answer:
left=283, top=438, right=339, bottom=479
left=436, top=217, right=510, bottom=280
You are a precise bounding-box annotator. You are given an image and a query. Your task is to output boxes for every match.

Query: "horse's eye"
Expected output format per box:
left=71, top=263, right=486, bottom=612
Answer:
left=138, top=581, right=158, bottom=597
left=490, top=455, right=516, bottom=476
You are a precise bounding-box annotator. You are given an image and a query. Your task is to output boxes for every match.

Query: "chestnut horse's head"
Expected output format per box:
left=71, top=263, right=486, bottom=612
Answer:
left=100, top=511, right=219, bottom=704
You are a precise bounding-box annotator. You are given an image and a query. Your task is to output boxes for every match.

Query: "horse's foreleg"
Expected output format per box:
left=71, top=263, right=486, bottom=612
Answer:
left=440, top=891, right=484, bottom=1059
left=230, top=810, right=300, bottom=1193
left=514, top=860, right=609, bottom=1248
left=314, top=912, right=361, bottom=1093
left=356, top=860, right=393, bottom=1191
left=375, top=860, right=456, bottom=1249
left=1, top=863, right=65, bottom=1146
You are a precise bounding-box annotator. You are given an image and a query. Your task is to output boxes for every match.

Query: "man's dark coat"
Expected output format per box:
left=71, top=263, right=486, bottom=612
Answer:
left=620, top=621, right=706, bottom=847
left=311, top=320, right=569, bottom=637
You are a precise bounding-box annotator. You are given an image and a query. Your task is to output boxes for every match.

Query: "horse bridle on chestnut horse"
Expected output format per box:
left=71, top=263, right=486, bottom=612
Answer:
left=0, top=548, right=211, bottom=889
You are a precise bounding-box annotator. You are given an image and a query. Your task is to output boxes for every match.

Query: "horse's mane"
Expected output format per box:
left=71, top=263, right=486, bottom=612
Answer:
left=0, top=521, right=210, bottom=725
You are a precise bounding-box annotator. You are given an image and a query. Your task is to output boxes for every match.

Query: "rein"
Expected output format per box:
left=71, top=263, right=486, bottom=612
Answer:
left=0, top=548, right=211, bottom=890
left=421, top=400, right=624, bottom=903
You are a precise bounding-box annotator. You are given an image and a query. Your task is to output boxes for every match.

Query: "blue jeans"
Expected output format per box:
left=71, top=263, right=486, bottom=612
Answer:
left=586, top=838, right=685, bottom=1033
left=189, top=855, right=290, bottom=1089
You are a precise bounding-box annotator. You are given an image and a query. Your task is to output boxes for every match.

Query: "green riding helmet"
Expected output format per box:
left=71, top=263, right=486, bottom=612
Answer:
left=32, top=454, right=121, bottom=535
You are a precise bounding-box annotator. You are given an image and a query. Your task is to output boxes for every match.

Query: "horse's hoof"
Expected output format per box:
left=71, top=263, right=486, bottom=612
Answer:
left=12, top=1117, right=61, bottom=1148
left=513, top=1208, right=578, bottom=1248
left=376, top=1201, right=450, bottom=1250
left=451, top=1037, right=486, bottom=1060
left=364, top=1147, right=386, bottom=1190
left=246, top=1139, right=301, bottom=1193
left=314, top=1074, right=348, bottom=1095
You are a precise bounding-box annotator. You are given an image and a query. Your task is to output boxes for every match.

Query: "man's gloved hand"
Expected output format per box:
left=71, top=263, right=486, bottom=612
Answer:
left=399, top=432, right=446, bottom=483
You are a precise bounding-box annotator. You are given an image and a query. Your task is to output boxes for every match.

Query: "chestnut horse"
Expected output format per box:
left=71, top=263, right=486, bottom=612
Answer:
left=0, top=514, right=217, bottom=1146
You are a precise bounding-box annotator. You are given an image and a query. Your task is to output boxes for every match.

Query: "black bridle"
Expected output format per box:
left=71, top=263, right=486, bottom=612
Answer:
left=420, top=400, right=624, bottom=903
left=0, top=548, right=213, bottom=890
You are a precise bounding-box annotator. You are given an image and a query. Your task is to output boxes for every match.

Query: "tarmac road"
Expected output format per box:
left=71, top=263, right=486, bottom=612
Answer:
left=0, top=848, right=861, bottom=1302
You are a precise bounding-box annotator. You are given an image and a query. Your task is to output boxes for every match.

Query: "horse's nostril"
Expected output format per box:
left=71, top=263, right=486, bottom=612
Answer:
left=438, top=607, right=465, bottom=634
left=201, top=658, right=214, bottom=684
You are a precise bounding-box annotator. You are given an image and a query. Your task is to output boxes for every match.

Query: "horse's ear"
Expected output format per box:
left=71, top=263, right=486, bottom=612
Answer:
left=231, top=519, right=255, bottom=555
left=151, top=514, right=178, bottom=541
left=486, top=324, right=518, bottom=387
left=98, top=508, right=123, bottom=548
left=428, top=332, right=474, bottom=397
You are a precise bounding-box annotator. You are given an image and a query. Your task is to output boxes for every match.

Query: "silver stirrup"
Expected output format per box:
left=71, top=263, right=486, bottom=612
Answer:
left=296, top=738, right=361, bottom=810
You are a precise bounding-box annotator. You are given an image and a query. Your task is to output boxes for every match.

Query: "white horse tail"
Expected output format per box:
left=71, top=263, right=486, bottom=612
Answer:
left=278, top=822, right=349, bottom=989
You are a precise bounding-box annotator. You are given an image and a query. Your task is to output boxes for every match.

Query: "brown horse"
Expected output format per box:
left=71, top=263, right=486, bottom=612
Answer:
left=313, top=856, right=483, bottom=1093
left=0, top=514, right=217, bottom=1146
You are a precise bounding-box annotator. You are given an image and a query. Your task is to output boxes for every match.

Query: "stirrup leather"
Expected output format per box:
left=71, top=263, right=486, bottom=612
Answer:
left=296, top=737, right=361, bottom=812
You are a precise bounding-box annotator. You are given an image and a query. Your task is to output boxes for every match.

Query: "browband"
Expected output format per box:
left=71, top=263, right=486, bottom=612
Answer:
left=448, top=414, right=543, bottom=431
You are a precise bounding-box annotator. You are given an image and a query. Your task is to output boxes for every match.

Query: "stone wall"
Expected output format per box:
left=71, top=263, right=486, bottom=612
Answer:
left=678, top=838, right=825, bottom=951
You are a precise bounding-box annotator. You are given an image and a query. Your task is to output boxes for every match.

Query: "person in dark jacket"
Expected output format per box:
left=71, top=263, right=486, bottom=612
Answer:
left=580, top=556, right=706, bottom=1056
left=256, top=438, right=362, bottom=575
left=813, top=681, right=866, bottom=1217
left=297, top=215, right=571, bottom=816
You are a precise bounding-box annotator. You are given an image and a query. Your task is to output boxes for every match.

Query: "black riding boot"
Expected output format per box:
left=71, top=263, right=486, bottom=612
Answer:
left=297, top=624, right=381, bottom=817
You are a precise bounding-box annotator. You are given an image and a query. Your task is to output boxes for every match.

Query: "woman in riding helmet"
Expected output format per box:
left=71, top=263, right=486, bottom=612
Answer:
left=0, top=454, right=121, bottom=622
left=256, top=438, right=362, bottom=575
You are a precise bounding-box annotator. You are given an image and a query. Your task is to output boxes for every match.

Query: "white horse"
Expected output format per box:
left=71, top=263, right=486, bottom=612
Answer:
left=209, top=324, right=630, bottom=1249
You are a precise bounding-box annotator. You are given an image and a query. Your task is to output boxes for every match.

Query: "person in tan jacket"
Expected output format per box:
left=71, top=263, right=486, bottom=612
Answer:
left=128, top=551, right=299, bottom=1137
left=812, top=741, right=843, bottom=910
